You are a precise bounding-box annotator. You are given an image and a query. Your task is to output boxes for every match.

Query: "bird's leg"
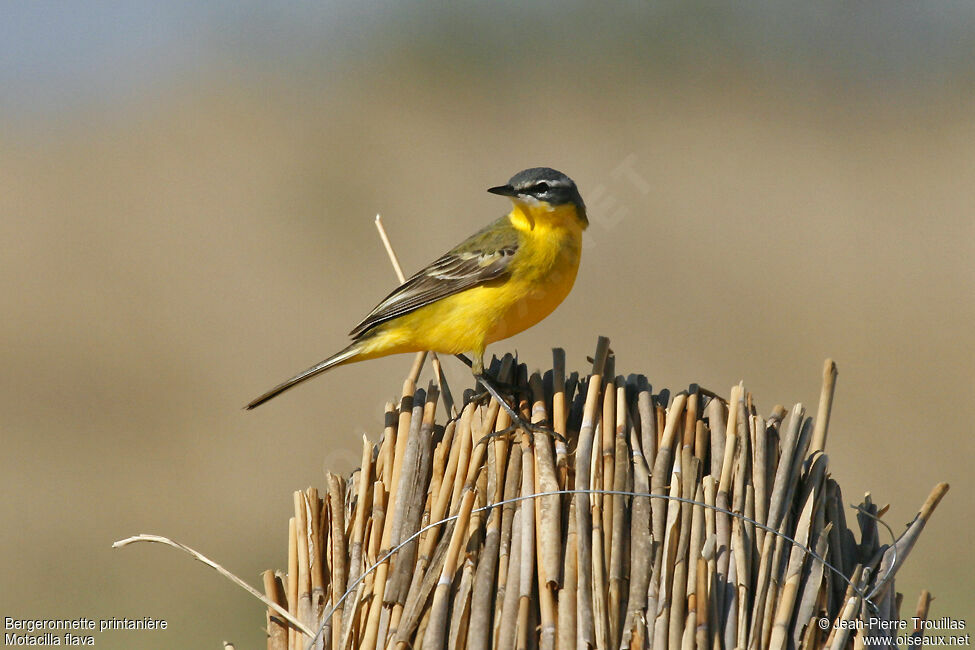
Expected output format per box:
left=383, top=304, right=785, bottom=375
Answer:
left=476, top=371, right=565, bottom=442
left=455, top=353, right=528, bottom=399
left=456, top=353, right=523, bottom=403
left=456, top=353, right=564, bottom=443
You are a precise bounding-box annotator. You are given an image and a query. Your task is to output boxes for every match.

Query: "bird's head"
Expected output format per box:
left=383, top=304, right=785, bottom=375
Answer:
left=488, top=167, right=588, bottom=226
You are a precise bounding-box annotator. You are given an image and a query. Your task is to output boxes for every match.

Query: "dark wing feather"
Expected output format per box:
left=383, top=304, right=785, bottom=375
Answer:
left=349, top=218, right=519, bottom=338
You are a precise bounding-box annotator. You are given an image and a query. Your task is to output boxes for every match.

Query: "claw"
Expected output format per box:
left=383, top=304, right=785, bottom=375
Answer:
left=472, top=371, right=565, bottom=444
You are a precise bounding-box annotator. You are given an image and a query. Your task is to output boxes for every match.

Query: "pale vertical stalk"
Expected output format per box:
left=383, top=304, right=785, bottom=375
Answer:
left=809, top=359, right=837, bottom=454
left=590, top=437, right=609, bottom=650
left=418, top=410, right=458, bottom=517
left=468, top=440, right=507, bottom=650
left=293, top=491, right=314, bottom=635
left=685, top=483, right=706, bottom=650
left=682, top=390, right=699, bottom=449
left=608, top=379, right=628, bottom=648
left=694, top=418, right=708, bottom=467
left=493, top=441, right=523, bottom=647
left=530, top=373, right=559, bottom=650
left=793, top=519, right=831, bottom=650
left=767, top=486, right=817, bottom=650
left=497, top=495, right=523, bottom=650
left=651, top=392, right=688, bottom=641
left=651, top=393, right=689, bottom=545
left=424, top=489, right=476, bottom=650
left=517, top=432, right=537, bottom=650
left=621, top=377, right=651, bottom=650
left=395, top=414, right=452, bottom=636
left=695, top=556, right=709, bottom=650
left=600, top=360, right=616, bottom=578
left=715, top=383, right=742, bottom=611
left=367, top=482, right=386, bottom=566
left=740, top=485, right=756, bottom=648
left=449, top=545, right=475, bottom=650
left=723, top=549, right=738, bottom=650
left=305, top=487, right=326, bottom=626
left=392, top=517, right=455, bottom=648
left=385, top=387, right=437, bottom=645
left=704, top=397, right=727, bottom=491
left=667, top=449, right=695, bottom=650
left=636, top=379, right=656, bottom=473
left=552, top=348, right=570, bottom=485
left=339, top=581, right=366, bottom=650
left=414, top=607, right=433, bottom=650
left=450, top=403, right=476, bottom=515
left=749, top=404, right=807, bottom=648
left=346, top=437, right=373, bottom=601
left=558, top=498, right=578, bottom=650
left=652, top=476, right=682, bottom=650
left=378, top=403, right=397, bottom=495
left=752, top=415, right=768, bottom=545
left=360, top=389, right=416, bottom=650
left=264, top=570, right=288, bottom=650
left=731, top=415, right=751, bottom=650
left=326, top=478, right=348, bottom=650
left=574, top=336, right=610, bottom=650
left=910, top=590, right=933, bottom=649
left=826, top=566, right=863, bottom=650
left=287, top=518, right=298, bottom=650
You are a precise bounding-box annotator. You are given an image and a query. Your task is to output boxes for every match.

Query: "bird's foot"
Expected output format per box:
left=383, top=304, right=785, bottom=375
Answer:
left=473, top=372, right=566, bottom=444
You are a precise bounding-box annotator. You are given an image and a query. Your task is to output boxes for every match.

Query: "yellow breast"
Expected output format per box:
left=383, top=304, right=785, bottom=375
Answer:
left=356, top=201, right=584, bottom=360
left=483, top=200, right=584, bottom=344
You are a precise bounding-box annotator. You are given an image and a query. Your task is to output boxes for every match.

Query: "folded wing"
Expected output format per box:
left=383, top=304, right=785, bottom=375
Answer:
left=350, top=220, right=519, bottom=338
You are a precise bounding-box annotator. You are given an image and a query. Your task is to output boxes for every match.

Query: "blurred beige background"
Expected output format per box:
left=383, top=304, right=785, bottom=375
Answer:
left=2, top=3, right=973, bottom=647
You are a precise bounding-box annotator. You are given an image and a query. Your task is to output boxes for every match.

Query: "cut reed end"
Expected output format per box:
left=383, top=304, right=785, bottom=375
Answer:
left=261, top=337, right=947, bottom=650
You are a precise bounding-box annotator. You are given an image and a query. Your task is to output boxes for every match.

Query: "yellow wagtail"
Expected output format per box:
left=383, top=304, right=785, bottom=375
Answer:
left=246, top=167, right=587, bottom=422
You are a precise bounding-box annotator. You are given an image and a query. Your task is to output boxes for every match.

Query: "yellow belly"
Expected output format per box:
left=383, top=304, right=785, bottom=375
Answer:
left=356, top=211, right=583, bottom=361
left=357, top=263, right=578, bottom=359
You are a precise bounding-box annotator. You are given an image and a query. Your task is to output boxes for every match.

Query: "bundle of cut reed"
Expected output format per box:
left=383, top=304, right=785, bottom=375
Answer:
left=261, top=337, right=948, bottom=650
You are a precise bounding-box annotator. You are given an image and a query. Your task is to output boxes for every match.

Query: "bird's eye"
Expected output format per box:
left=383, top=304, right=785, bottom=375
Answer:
left=533, top=182, right=550, bottom=193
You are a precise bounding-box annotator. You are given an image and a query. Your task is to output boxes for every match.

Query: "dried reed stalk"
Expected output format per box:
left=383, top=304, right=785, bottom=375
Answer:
left=233, top=338, right=950, bottom=650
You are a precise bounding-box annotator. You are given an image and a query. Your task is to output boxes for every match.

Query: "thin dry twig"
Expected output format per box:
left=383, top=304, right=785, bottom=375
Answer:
left=375, top=214, right=457, bottom=419
left=113, top=534, right=316, bottom=638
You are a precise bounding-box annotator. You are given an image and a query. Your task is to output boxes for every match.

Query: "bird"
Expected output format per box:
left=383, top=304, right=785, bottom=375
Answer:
left=246, top=167, right=588, bottom=416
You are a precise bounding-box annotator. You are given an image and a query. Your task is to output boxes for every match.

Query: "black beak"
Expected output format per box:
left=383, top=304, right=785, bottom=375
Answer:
left=487, top=184, right=518, bottom=197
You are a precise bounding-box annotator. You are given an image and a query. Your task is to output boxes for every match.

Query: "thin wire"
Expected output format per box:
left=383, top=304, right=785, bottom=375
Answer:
left=850, top=503, right=898, bottom=605
left=306, top=486, right=890, bottom=649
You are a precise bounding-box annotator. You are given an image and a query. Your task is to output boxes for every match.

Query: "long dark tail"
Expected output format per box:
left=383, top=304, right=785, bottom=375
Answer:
left=245, top=344, right=361, bottom=409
